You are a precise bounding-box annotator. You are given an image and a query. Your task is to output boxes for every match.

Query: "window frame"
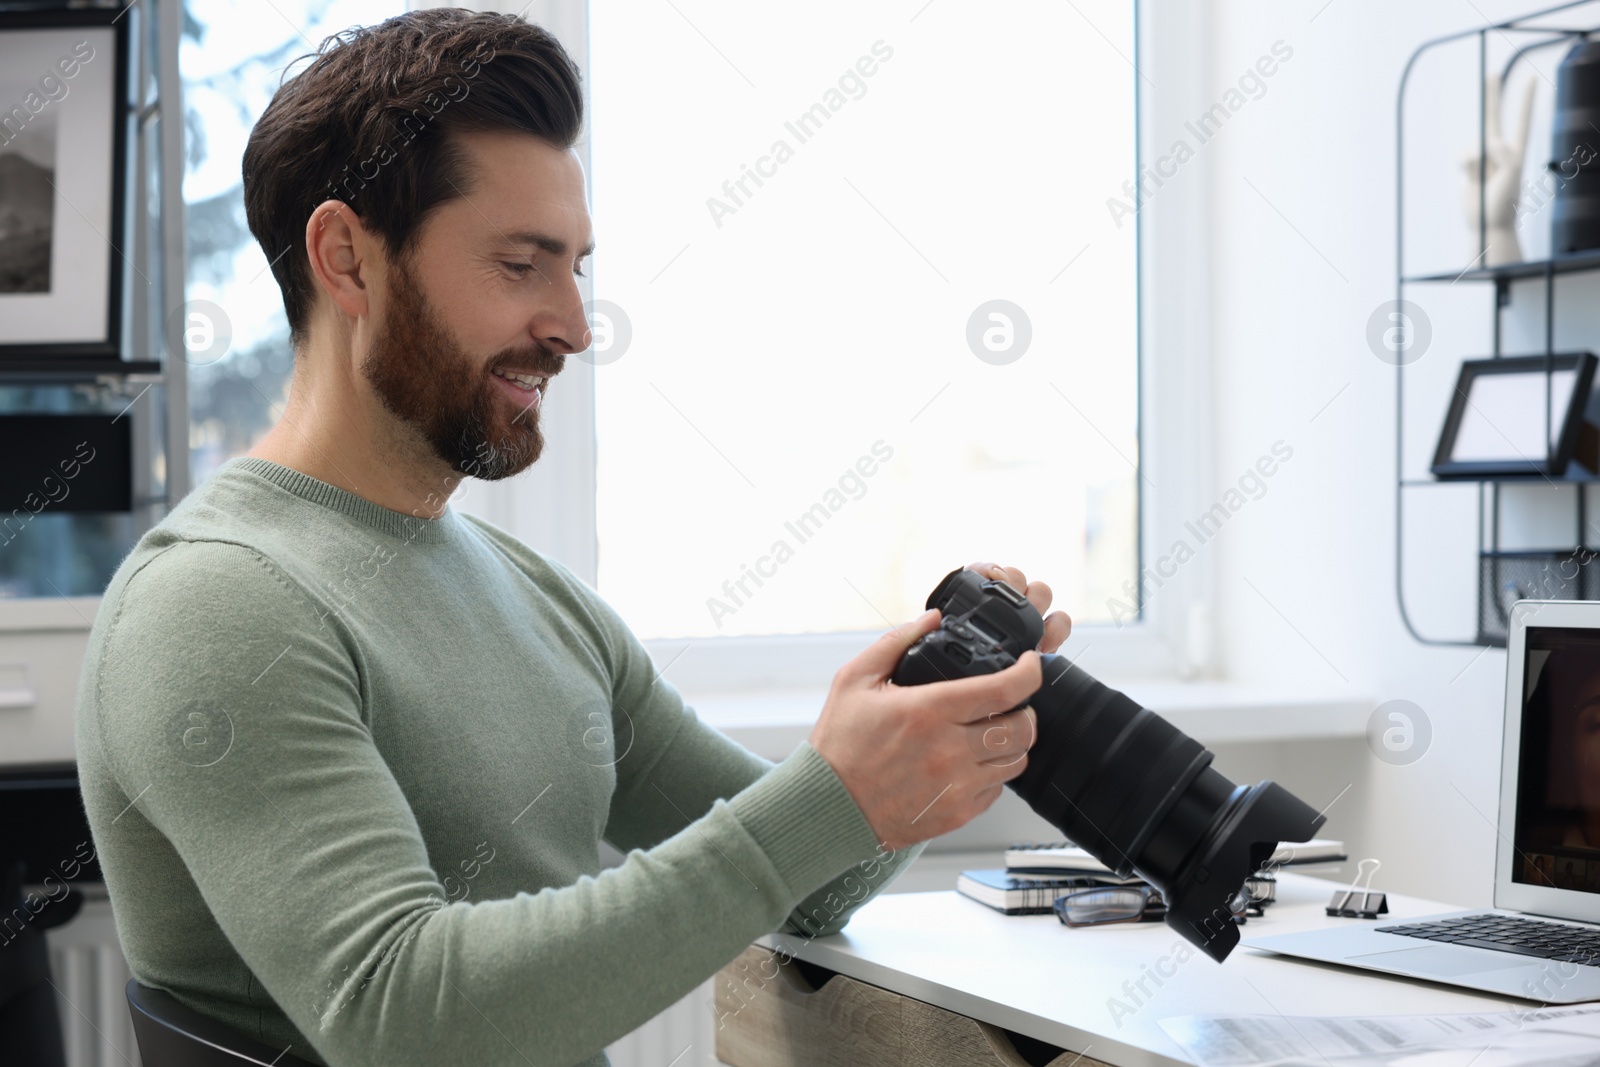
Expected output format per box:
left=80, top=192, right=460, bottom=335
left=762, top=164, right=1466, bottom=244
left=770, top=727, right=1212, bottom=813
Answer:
left=461, top=0, right=1218, bottom=697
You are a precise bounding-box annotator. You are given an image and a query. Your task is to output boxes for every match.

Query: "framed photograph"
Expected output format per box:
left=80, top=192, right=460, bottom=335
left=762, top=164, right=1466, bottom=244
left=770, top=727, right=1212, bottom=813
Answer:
left=0, top=6, right=129, bottom=362
left=1432, top=353, right=1599, bottom=479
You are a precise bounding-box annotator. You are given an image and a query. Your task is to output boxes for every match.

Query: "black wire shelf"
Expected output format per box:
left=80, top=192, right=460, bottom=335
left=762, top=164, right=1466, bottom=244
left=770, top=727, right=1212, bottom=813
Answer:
left=1394, top=0, right=1600, bottom=648
left=1404, top=249, right=1600, bottom=284
left=1401, top=473, right=1600, bottom=486
left=0, top=360, right=163, bottom=381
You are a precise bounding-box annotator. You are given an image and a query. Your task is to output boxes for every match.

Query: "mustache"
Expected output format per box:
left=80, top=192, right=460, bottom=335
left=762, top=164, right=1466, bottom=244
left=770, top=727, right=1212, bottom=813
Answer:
left=493, top=348, right=565, bottom=378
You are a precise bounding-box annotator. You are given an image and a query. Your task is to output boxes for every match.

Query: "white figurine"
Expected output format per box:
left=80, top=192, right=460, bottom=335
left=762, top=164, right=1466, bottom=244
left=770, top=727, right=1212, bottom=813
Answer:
left=1463, top=72, right=1536, bottom=267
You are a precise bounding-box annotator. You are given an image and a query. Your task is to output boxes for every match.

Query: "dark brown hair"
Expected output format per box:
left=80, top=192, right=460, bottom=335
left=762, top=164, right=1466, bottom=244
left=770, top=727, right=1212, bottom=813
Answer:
left=242, top=8, right=584, bottom=350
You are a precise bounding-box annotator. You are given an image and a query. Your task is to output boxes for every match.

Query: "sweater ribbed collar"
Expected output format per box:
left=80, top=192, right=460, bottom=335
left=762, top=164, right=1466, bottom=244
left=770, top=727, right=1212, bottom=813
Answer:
left=223, top=456, right=457, bottom=545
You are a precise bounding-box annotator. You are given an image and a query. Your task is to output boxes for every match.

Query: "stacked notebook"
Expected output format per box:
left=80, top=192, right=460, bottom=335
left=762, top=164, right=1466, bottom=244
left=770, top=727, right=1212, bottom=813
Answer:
left=955, top=869, right=1140, bottom=915
left=957, top=838, right=1346, bottom=915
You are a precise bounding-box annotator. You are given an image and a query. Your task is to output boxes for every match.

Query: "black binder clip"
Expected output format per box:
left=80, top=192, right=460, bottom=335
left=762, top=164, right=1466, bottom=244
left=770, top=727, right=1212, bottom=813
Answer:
left=1326, top=858, right=1388, bottom=919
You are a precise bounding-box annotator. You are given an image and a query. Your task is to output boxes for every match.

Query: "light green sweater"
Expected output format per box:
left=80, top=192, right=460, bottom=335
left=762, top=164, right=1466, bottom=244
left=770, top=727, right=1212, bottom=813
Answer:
left=75, top=457, right=923, bottom=1067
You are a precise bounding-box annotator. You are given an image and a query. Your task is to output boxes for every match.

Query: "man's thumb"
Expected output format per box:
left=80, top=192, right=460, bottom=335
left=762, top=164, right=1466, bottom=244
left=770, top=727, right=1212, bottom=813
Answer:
left=848, top=608, right=941, bottom=686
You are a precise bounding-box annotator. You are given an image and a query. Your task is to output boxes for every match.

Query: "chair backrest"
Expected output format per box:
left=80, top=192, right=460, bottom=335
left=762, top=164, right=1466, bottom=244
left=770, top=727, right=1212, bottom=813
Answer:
left=125, top=980, right=318, bottom=1067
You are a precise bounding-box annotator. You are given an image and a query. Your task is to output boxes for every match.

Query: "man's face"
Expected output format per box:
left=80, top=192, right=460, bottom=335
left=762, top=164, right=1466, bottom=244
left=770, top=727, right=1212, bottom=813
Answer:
left=361, top=129, right=593, bottom=482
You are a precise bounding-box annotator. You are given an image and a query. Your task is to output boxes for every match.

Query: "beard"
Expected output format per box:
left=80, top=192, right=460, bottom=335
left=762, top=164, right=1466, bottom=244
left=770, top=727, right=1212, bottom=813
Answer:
left=360, top=252, right=562, bottom=482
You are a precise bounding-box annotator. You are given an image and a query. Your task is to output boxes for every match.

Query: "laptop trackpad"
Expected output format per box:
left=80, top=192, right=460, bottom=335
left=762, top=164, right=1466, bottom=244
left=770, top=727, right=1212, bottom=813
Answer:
left=1345, top=946, right=1534, bottom=977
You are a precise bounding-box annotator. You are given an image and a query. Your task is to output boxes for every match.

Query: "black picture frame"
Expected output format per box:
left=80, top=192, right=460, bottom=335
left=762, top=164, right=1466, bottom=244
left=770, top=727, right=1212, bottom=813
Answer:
left=1432, top=353, right=1599, bottom=480
left=0, top=4, right=130, bottom=363
left=0, top=413, right=131, bottom=513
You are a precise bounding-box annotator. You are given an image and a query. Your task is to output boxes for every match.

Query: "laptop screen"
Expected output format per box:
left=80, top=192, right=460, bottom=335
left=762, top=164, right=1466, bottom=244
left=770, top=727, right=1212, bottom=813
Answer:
left=1513, top=625, right=1600, bottom=893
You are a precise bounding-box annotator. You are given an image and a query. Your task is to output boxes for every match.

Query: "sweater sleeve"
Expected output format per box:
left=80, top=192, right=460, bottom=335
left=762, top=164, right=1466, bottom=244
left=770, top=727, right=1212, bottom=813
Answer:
left=564, top=562, right=927, bottom=939
left=87, top=540, right=888, bottom=1067
left=597, top=678, right=927, bottom=938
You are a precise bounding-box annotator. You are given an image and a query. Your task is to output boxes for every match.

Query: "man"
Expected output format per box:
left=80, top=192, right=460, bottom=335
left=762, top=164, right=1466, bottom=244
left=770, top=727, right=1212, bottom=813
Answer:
left=75, top=10, right=1071, bottom=1066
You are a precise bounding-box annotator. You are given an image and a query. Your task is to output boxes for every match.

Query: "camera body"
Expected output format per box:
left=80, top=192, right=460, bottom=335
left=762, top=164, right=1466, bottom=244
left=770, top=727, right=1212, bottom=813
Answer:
left=896, top=571, right=1042, bottom=686
left=892, top=568, right=1325, bottom=962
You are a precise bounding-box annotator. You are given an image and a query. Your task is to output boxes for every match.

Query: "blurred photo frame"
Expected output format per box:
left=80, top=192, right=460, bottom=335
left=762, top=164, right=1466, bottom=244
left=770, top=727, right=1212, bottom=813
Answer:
left=0, top=5, right=129, bottom=361
left=1432, top=353, right=1599, bottom=479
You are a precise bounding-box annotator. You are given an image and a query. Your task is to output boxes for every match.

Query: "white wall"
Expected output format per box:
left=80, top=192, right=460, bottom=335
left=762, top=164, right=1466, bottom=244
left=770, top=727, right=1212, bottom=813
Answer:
left=1193, top=0, right=1600, bottom=907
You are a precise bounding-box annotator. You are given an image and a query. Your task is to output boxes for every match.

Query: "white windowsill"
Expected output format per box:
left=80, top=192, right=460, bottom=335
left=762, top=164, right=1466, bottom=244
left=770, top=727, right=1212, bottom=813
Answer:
left=685, top=680, right=1374, bottom=762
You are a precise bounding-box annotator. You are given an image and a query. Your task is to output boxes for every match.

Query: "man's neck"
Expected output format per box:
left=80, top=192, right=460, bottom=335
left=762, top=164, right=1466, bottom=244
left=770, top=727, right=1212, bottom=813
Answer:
left=247, top=360, right=466, bottom=520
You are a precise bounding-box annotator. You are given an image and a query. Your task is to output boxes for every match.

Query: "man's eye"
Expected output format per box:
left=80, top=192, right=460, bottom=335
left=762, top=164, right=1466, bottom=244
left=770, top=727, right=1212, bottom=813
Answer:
left=503, top=262, right=535, bottom=277
left=574, top=263, right=587, bottom=278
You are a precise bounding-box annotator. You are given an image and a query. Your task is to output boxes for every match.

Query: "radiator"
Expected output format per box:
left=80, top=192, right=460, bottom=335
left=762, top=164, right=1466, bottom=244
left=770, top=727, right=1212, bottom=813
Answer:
left=41, top=893, right=142, bottom=1067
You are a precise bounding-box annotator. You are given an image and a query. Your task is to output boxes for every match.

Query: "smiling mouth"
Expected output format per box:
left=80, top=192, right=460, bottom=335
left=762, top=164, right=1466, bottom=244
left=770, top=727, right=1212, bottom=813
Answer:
left=491, top=367, right=547, bottom=398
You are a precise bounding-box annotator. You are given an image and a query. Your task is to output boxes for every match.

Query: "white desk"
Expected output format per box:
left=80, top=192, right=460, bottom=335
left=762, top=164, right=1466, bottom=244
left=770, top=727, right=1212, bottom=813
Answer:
left=758, top=873, right=1539, bottom=1067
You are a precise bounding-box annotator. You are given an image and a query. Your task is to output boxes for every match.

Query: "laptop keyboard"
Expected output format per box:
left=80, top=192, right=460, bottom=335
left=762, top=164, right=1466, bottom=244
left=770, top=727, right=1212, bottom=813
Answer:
left=1378, top=914, right=1600, bottom=963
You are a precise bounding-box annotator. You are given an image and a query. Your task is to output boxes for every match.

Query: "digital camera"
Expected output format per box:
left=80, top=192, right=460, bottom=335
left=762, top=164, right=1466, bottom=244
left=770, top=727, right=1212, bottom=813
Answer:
left=892, top=567, right=1325, bottom=962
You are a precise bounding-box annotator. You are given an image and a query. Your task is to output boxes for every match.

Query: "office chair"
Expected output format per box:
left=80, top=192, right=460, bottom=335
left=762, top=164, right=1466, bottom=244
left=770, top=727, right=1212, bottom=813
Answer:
left=125, top=980, right=318, bottom=1067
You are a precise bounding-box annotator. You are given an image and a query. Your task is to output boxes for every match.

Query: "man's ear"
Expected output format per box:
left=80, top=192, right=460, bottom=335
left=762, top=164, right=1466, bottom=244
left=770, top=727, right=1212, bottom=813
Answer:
left=305, top=200, right=371, bottom=323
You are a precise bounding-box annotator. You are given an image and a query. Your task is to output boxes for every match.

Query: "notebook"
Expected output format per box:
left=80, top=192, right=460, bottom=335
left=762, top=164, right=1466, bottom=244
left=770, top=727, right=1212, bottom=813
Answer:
left=955, top=869, right=1138, bottom=915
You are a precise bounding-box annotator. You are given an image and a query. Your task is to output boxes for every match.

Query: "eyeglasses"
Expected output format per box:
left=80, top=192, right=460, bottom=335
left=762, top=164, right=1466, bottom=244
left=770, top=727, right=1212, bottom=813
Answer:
left=1054, top=885, right=1166, bottom=927
left=1054, top=874, right=1276, bottom=928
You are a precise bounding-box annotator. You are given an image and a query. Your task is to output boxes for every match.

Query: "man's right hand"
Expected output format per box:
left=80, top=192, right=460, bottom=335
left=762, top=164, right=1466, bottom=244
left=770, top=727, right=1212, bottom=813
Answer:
left=807, top=609, right=1041, bottom=851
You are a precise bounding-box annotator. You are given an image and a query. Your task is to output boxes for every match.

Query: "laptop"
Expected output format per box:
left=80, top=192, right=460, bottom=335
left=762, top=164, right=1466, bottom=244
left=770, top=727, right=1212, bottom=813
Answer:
left=1246, top=599, right=1600, bottom=1002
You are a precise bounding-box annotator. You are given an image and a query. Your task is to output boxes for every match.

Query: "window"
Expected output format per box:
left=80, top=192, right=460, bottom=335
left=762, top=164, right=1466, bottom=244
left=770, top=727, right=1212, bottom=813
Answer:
left=7, top=0, right=1183, bottom=687
left=0, top=1, right=414, bottom=601
left=181, top=0, right=412, bottom=487
left=587, top=2, right=1140, bottom=646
